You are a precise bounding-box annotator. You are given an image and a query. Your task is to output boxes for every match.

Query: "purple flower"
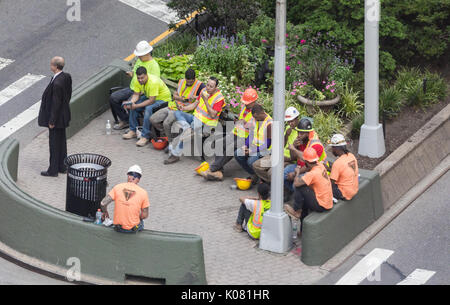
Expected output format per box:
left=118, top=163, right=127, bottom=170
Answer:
left=286, top=66, right=291, bottom=71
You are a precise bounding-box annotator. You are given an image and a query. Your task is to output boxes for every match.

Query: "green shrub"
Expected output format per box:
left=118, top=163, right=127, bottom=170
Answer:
left=155, top=55, right=197, bottom=82
left=351, top=113, right=365, bottom=139
left=337, top=83, right=363, bottom=120
left=152, top=32, right=198, bottom=58
left=379, top=85, right=403, bottom=119
left=404, top=79, right=438, bottom=108
left=395, top=67, right=422, bottom=93
left=423, top=70, right=448, bottom=101
left=312, top=110, right=343, bottom=143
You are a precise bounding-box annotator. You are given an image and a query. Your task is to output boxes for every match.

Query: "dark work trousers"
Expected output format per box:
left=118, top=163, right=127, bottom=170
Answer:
left=331, top=181, right=346, bottom=200
left=293, top=185, right=327, bottom=231
left=236, top=203, right=252, bottom=228
left=48, top=128, right=67, bottom=175
left=210, top=133, right=239, bottom=172
left=109, top=87, right=133, bottom=123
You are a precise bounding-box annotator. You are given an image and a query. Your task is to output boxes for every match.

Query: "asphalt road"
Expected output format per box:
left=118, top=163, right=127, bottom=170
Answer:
left=317, top=170, right=450, bottom=285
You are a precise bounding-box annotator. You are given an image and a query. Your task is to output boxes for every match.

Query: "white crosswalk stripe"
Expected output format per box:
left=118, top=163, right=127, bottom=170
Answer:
left=335, top=248, right=394, bottom=285
left=118, top=0, right=179, bottom=24
left=0, top=74, right=46, bottom=107
left=0, top=100, right=41, bottom=143
left=0, top=57, right=14, bottom=71
left=397, top=269, right=436, bottom=285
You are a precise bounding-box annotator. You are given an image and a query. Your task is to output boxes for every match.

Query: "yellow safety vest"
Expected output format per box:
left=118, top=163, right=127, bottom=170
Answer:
left=171, top=79, right=202, bottom=111
left=284, top=126, right=299, bottom=159
left=247, top=199, right=271, bottom=239
left=232, top=105, right=254, bottom=138
left=252, top=115, right=273, bottom=150
left=306, top=131, right=327, bottom=161
left=194, top=89, right=225, bottom=127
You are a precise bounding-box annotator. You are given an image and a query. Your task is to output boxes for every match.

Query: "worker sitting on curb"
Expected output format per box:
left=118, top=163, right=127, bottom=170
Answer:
left=100, top=165, right=149, bottom=233
left=122, top=67, right=173, bottom=147
left=150, top=69, right=205, bottom=148
left=284, top=148, right=333, bottom=237
left=109, top=41, right=160, bottom=131
left=234, top=104, right=272, bottom=185
left=328, top=133, right=359, bottom=201
left=164, top=76, right=226, bottom=164
left=284, top=117, right=326, bottom=200
left=201, top=88, right=258, bottom=181
left=252, top=106, right=301, bottom=184
left=234, top=183, right=271, bottom=240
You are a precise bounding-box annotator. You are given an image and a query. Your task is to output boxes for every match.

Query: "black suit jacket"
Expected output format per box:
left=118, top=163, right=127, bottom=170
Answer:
left=38, top=72, right=72, bottom=128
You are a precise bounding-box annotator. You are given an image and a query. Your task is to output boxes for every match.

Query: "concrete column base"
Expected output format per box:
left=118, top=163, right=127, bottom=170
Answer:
left=358, top=123, right=386, bottom=158
left=259, top=211, right=292, bottom=253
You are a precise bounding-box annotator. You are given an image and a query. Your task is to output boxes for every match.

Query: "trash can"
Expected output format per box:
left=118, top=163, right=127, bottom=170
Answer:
left=65, top=153, right=112, bottom=217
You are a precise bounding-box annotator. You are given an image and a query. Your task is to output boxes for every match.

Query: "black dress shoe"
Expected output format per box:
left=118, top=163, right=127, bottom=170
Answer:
left=59, top=168, right=67, bottom=174
left=41, top=171, right=58, bottom=177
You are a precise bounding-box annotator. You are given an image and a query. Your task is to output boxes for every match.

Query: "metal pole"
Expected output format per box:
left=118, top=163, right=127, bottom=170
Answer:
left=358, top=0, right=385, bottom=158
left=259, top=0, right=292, bottom=254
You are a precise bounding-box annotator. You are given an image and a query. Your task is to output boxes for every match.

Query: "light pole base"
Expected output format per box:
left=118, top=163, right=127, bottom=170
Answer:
left=259, top=211, right=292, bottom=253
left=358, top=123, right=386, bottom=158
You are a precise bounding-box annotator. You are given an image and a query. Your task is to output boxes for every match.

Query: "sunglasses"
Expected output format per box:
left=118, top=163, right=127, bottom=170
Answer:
left=127, top=172, right=141, bottom=179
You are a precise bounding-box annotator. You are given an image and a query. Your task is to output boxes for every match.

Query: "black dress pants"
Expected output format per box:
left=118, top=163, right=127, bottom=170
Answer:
left=48, top=128, right=67, bottom=175
left=293, top=185, right=328, bottom=230
left=109, top=87, right=133, bottom=123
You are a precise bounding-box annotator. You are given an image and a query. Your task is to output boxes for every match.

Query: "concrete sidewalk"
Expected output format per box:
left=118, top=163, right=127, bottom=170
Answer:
left=17, top=110, right=327, bottom=285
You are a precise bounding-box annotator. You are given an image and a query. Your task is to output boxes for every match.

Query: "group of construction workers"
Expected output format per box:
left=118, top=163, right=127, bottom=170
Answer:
left=106, top=41, right=360, bottom=240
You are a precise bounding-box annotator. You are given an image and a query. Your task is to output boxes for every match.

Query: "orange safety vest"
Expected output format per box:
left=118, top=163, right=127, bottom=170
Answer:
left=194, top=89, right=225, bottom=127
left=232, top=105, right=254, bottom=138
left=252, top=115, right=273, bottom=149
left=172, top=79, right=202, bottom=111
left=247, top=199, right=271, bottom=239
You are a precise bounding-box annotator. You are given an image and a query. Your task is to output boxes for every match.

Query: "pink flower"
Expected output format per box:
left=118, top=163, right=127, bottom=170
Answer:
left=295, top=35, right=299, bottom=39
left=290, top=91, right=296, bottom=95
left=286, top=66, right=291, bottom=71
left=225, top=45, right=229, bottom=49
left=297, top=61, right=302, bottom=65
left=261, top=39, right=268, bottom=43
left=167, top=53, right=170, bottom=57
left=286, top=34, right=289, bottom=38
left=331, top=89, right=335, bottom=93
left=300, top=40, right=306, bottom=44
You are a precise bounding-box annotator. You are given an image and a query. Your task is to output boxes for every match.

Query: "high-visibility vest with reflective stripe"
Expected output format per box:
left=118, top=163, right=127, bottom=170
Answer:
left=252, top=115, right=273, bottom=150
left=247, top=199, right=271, bottom=239
left=284, top=126, right=299, bottom=159
left=232, top=105, right=254, bottom=138
left=194, top=89, right=225, bottom=127
left=172, top=79, right=202, bottom=111
left=306, top=131, right=327, bottom=161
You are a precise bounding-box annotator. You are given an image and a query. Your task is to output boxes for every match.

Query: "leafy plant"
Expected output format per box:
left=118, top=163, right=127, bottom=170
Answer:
left=379, top=85, right=403, bottom=119
left=351, top=113, right=365, bottom=139
left=404, top=79, right=438, bottom=108
left=155, top=55, right=197, bottom=82
left=395, top=67, right=422, bottom=94
left=337, top=83, right=363, bottom=120
left=312, top=110, right=343, bottom=143
left=152, top=32, right=198, bottom=58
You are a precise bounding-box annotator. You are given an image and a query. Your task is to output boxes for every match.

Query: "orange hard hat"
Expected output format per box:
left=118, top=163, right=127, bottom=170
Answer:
left=303, top=147, right=319, bottom=162
left=241, top=88, right=258, bottom=104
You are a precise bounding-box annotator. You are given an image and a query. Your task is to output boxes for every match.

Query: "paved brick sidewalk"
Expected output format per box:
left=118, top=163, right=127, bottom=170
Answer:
left=17, top=111, right=328, bottom=285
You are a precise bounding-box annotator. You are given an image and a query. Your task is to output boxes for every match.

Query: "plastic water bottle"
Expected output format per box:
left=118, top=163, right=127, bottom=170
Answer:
left=106, top=120, right=111, bottom=135
left=292, top=218, right=298, bottom=240
left=95, top=209, right=103, bottom=225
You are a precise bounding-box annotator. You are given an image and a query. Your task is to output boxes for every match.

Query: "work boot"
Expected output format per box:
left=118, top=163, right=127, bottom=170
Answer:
left=233, top=223, right=243, bottom=233
left=113, top=121, right=129, bottom=130
left=122, top=130, right=137, bottom=139
left=136, top=137, right=149, bottom=147
left=164, top=147, right=169, bottom=154
left=284, top=204, right=301, bottom=219
left=164, top=155, right=180, bottom=165
left=250, top=174, right=260, bottom=185
left=205, top=170, right=224, bottom=181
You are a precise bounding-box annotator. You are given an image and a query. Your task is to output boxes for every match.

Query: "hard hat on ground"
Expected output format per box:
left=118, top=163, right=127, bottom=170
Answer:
left=330, top=134, right=347, bottom=146
left=127, top=165, right=142, bottom=176
left=241, top=88, right=258, bottom=105
left=285, top=106, right=300, bottom=122
left=303, top=147, right=319, bottom=162
left=134, top=41, right=153, bottom=57
left=297, top=117, right=314, bottom=132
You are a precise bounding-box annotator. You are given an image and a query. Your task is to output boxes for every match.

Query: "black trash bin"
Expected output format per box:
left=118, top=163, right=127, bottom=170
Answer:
left=65, top=153, right=112, bottom=217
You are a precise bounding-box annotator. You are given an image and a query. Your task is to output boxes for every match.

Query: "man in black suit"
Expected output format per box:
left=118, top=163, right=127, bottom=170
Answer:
left=38, top=56, right=72, bottom=177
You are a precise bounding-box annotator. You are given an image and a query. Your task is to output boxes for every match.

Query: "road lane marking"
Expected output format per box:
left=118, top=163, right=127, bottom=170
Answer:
left=335, top=248, right=394, bottom=285
left=0, top=74, right=46, bottom=107
left=0, top=100, right=41, bottom=143
left=118, top=0, right=178, bottom=24
left=397, top=269, right=436, bottom=285
left=0, top=58, right=14, bottom=71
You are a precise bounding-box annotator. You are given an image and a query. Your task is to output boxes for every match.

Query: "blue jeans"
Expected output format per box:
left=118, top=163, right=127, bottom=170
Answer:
left=284, top=164, right=297, bottom=192
left=174, top=110, right=194, bottom=127
left=234, top=148, right=263, bottom=175
left=170, top=116, right=204, bottom=157
left=129, top=97, right=166, bottom=139
left=114, top=220, right=144, bottom=233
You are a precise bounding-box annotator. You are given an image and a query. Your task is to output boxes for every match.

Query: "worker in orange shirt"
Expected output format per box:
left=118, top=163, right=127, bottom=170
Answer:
left=284, top=148, right=333, bottom=236
left=328, top=134, right=359, bottom=201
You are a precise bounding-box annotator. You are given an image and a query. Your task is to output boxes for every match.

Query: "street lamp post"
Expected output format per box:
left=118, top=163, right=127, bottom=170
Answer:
left=358, top=0, right=386, bottom=158
left=259, top=0, right=292, bottom=254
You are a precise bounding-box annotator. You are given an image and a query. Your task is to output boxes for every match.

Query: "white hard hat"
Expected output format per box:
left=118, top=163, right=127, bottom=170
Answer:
left=134, top=41, right=153, bottom=57
left=330, top=134, right=347, bottom=146
left=127, top=165, right=142, bottom=176
left=285, top=106, right=300, bottom=122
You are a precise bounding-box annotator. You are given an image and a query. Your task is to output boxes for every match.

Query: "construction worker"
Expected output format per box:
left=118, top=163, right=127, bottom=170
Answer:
left=150, top=69, right=205, bottom=145
left=100, top=165, right=149, bottom=233
left=109, top=41, right=160, bottom=130
left=164, top=76, right=226, bottom=164
left=201, top=88, right=258, bottom=181
left=284, top=148, right=333, bottom=236
left=252, top=106, right=301, bottom=183
left=234, top=183, right=271, bottom=240
left=329, top=134, right=359, bottom=200
left=284, top=117, right=326, bottom=197
left=234, top=104, right=272, bottom=184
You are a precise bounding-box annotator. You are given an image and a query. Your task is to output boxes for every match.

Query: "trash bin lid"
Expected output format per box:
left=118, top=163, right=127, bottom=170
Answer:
left=70, top=163, right=105, bottom=171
